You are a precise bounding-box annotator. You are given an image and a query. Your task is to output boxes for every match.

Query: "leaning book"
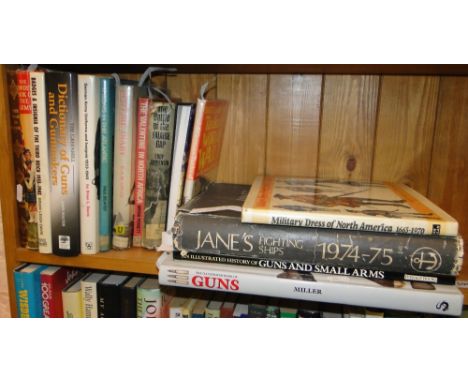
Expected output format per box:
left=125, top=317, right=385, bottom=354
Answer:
left=242, top=176, right=459, bottom=236
left=157, top=253, right=464, bottom=316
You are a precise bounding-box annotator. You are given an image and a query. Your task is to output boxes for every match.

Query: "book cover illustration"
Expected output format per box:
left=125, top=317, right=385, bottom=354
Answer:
left=7, top=71, right=28, bottom=247
left=14, top=263, right=48, bottom=317
left=157, top=253, right=463, bottom=316
left=174, top=183, right=463, bottom=277
left=17, top=70, right=39, bottom=249
left=142, top=102, right=176, bottom=249
left=242, top=176, right=459, bottom=236
left=183, top=98, right=229, bottom=203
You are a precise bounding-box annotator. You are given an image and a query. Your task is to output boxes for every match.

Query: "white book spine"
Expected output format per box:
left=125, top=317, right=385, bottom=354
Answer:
left=81, top=280, right=99, bottom=318
left=158, top=254, right=463, bottom=316
left=112, top=85, right=137, bottom=249
left=30, top=71, right=52, bottom=253
left=78, top=75, right=100, bottom=254
left=62, top=290, right=83, bottom=318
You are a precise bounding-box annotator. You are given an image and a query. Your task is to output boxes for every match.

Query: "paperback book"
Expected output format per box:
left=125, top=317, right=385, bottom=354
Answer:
left=242, top=176, right=459, bottom=236
left=157, top=253, right=464, bottom=316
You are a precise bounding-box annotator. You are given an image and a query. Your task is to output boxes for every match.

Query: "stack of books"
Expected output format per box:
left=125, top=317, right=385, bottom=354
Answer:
left=158, top=176, right=465, bottom=316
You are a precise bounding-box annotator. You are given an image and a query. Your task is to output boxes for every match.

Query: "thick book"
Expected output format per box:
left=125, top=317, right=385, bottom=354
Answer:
left=99, top=77, right=115, bottom=251
left=40, top=266, right=82, bottom=318
left=81, top=272, right=107, bottom=318
left=132, top=97, right=150, bottom=247
left=78, top=75, right=100, bottom=254
left=7, top=71, right=28, bottom=247
left=62, top=276, right=84, bottom=318
left=120, top=276, right=145, bottom=318
left=17, top=70, right=38, bottom=250
left=30, top=71, right=52, bottom=253
left=112, top=82, right=143, bottom=249
left=242, top=176, right=459, bottom=237
left=157, top=253, right=464, bottom=316
left=183, top=98, right=229, bottom=204
left=97, top=274, right=129, bottom=318
left=142, top=101, right=177, bottom=249
left=136, top=277, right=162, bottom=318
left=174, top=183, right=463, bottom=278
left=45, top=71, right=80, bottom=256
left=160, top=103, right=196, bottom=250
left=14, top=263, right=47, bottom=318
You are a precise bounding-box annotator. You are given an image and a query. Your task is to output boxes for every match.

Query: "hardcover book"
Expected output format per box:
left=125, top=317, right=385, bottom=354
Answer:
left=14, top=263, right=47, bottom=318
left=30, top=71, right=52, bottom=253
left=142, top=102, right=177, bottom=249
left=17, top=70, right=38, bottom=249
left=97, top=274, right=129, bottom=318
left=183, top=98, right=229, bottom=204
left=62, top=276, right=85, bottom=318
left=169, top=296, right=188, bottom=318
left=191, top=297, right=209, bottom=318
left=81, top=272, right=107, bottom=318
left=40, top=266, right=82, bottom=318
left=173, top=183, right=463, bottom=278
left=158, top=253, right=464, bottom=316
left=242, top=176, right=459, bottom=237
left=7, top=71, right=28, bottom=247
left=120, top=276, right=145, bottom=318
left=205, top=294, right=225, bottom=318
left=136, top=277, right=162, bottom=318
left=99, top=77, right=115, bottom=251
left=45, top=71, right=80, bottom=256
left=78, top=75, right=100, bottom=254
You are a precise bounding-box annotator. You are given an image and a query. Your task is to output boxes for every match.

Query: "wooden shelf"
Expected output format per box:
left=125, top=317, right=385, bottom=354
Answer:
left=15, top=247, right=160, bottom=275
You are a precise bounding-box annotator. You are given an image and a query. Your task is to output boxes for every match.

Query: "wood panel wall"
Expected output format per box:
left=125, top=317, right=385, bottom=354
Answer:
left=159, top=73, right=468, bottom=294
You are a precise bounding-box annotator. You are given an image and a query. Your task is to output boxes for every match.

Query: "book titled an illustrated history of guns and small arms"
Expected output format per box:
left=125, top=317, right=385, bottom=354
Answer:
left=173, top=183, right=463, bottom=280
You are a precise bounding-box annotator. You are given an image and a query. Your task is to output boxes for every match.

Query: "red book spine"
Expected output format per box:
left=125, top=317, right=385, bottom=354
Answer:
left=220, top=303, right=235, bottom=318
left=133, top=98, right=150, bottom=246
left=40, top=274, right=54, bottom=318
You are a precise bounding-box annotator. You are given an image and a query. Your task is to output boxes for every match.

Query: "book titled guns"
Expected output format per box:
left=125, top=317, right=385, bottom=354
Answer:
left=157, top=253, right=464, bottom=317
left=173, top=183, right=463, bottom=277
left=242, top=176, right=459, bottom=236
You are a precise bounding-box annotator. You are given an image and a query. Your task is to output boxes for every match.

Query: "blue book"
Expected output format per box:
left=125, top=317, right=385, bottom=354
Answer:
left=99, top=78, right=115, bottom=251
left=14, top=263, right=48, bottom=318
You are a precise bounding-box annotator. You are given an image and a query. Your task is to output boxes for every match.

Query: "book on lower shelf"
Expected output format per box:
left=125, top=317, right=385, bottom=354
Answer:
left=14, top=263, right=48, bottom=318
left=157, top=253, right=464, bottom=316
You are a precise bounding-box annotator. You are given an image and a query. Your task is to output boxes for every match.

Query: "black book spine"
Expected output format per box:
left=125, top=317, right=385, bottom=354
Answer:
left=173, top=212, right=463, bottom=278
left=120, top=284, right=137, bottom=318
left=98, top=282, right=121, bottom=318
left=45, top=71, right=80, bottom=256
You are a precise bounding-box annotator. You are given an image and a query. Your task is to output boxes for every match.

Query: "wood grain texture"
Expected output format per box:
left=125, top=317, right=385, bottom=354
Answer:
left=266, top=75, right=322, bottom=177
left=372, top=76, right=439, bottom=195
left=318, top=75, right=380, bottom=181
left=216, top=74, right=268, bottom=184
left=428, top=77, right=468, bottom=300
left=167, top=74, right=216, bottom=102
left=0, top=65, right=21, bottom=316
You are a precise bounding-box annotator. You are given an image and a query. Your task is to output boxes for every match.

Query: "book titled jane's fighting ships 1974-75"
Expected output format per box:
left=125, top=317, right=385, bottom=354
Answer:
left=157, top=253, right=464, bottom=316
left=242, top=176, right=459, bottom=237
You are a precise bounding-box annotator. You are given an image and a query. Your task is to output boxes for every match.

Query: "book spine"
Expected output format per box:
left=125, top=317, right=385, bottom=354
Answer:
left=62, top=289, right=83, bottom=318
left=174, top=252, right=456, bottom=285
left=99, top=78, right=115, bottom=251
left=7, top=71, right=28, bottom=247
left=14, top=270, right=31, bottom=318
left=120, top=286, right=137, bottom=318
left=17, top=70, right=39, bottom=250
left=112, top=85, right=137, bottom=249
left=78, top=75, right=100, bottom=254
left=40, top=274, right=53, bottom=318
left=98, top=283, right=120, bottom=318
left=30, top=72, right=52, bottom=253
left=81, top=280, right=99, bottom=318
left=45, top=71, right=80, bottom=256
left=183, top=99, right=205, bottom=203
left=174, top=212, right=463, bottom=277
left=158, top=256, right=463, bottom=316
left=136, top=288, right=162, bottom=318
left=132, top=97, right=150, bottom=247
left=142, top=103, right=176, bottom=249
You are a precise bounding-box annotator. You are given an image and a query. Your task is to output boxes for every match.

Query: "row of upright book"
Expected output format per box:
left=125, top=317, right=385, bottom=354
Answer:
left=8, top=67, right=228, bottom=255
left=158, top=178, right=465, bottom=317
